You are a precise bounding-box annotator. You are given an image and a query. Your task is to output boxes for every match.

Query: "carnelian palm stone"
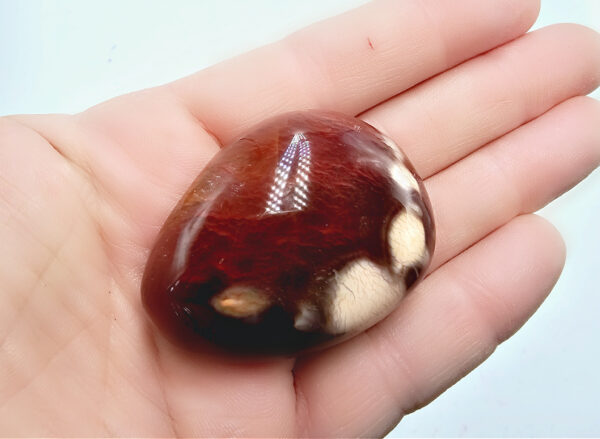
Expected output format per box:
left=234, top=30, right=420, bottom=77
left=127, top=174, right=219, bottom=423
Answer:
left=142, top=111, right=435, bottom=355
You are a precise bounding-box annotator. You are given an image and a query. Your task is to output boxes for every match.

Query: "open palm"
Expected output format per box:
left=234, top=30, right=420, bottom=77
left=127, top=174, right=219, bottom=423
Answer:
left=2, top=0, right=599, bottom=436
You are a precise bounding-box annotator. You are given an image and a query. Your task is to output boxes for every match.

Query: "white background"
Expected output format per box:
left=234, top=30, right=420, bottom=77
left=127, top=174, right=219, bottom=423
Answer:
left=1, top=1, right=599, bottom=436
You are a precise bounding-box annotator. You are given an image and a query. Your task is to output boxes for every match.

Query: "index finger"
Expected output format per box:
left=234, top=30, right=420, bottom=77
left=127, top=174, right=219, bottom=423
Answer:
left=168, top=0, right=540, bottom=144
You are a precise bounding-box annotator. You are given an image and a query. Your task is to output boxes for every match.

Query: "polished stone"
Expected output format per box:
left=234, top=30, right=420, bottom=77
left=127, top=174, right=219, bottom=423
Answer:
left=141, top=111, right=435, bottom=355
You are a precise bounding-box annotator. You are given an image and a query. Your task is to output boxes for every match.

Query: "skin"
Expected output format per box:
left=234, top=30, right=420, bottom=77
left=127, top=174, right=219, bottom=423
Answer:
left=1, top=0, right=599, bottom=436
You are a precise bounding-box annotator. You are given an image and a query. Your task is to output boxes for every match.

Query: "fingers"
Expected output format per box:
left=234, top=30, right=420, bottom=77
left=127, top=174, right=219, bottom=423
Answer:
left=293, top=214, right=565, bottom=438
left=363, top=24, right=600, bottom=177
left=426, top=95, right=600, bottom=272
left=292, top=93, right=600, bottom=436
left=169, top=0, right=540, bottom=144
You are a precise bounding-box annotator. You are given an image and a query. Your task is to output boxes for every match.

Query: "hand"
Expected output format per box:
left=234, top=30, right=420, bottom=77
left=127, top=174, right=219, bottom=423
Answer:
left=1, top=0, right=599, bottom=436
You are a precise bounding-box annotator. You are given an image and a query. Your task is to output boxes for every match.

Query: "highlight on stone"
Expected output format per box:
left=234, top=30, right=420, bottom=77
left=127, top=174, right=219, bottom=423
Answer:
left=141, top=111, right=435, bottom=355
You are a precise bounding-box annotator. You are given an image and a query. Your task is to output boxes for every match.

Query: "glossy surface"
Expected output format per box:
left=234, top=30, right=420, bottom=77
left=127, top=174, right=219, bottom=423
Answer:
left=142, top=111, right=435, bottom=355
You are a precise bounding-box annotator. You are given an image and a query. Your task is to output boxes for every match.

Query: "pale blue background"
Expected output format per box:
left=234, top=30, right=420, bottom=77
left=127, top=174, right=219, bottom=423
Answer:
left=0, top=1, right=598, bottom=436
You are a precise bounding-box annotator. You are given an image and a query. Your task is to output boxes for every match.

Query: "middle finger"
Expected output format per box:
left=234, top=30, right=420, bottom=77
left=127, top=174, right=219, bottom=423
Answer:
left=425, top=95, right=600, bottom=272
left=362, top=24, right=600, bottom=178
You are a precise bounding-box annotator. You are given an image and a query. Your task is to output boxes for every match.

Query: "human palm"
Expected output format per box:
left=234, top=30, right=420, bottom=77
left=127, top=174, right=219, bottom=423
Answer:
left=2, top=0, right=600, bottom=436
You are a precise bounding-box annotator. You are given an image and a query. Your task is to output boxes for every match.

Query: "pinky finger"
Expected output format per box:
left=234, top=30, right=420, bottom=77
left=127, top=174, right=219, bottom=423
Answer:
left=293, top=214, right=566, bottom=438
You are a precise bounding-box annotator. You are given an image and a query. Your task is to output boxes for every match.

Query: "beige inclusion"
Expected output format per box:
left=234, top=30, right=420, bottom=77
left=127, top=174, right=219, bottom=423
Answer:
left=211, top=286, right=270, bottom=318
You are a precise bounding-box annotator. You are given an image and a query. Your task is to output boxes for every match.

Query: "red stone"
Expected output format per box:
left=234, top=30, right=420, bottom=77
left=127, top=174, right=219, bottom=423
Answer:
left=141, top=111, right=434, bottom=355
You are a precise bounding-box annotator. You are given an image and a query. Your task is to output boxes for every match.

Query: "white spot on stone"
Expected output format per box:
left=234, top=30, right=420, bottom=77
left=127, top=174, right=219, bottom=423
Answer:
left=326, top=259, right=405, bottom=334
left=211, top=286, right=270, bottom=318
left=389, top=209, right=427, bottom=272
left=390, top=162, right=419, bottom=192
left=294, top=303, right=320, bottom=331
